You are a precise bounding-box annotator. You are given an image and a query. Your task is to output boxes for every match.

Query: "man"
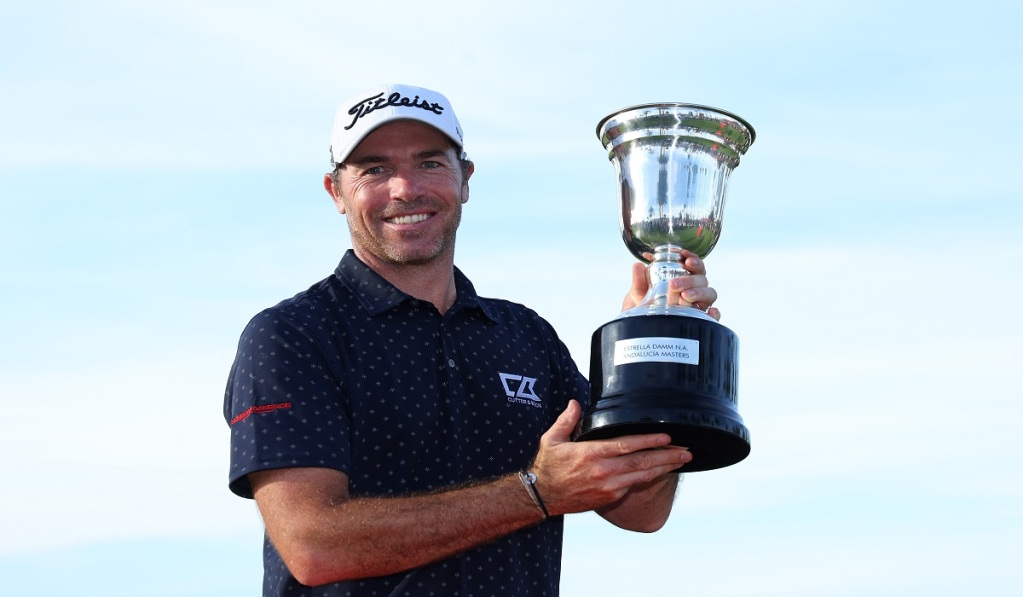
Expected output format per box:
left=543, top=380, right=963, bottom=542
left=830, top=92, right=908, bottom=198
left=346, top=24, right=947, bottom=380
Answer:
left=224, top=83, right=721, bottom=596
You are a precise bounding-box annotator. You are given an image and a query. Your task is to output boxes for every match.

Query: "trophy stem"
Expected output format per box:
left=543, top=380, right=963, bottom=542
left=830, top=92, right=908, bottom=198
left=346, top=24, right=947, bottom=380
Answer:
left=623, top=244, right=716, bottom=321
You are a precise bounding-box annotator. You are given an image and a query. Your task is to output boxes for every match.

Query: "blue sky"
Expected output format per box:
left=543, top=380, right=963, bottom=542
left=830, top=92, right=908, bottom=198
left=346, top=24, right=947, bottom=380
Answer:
left=2, top=1, right=1021, bottom=595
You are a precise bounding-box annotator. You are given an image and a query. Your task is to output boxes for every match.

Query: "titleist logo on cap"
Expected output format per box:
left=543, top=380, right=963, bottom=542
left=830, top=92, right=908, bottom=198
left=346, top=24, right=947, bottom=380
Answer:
left=329, top=84, right=463, bottom=166
left=344, top=92, right=445, bottom=131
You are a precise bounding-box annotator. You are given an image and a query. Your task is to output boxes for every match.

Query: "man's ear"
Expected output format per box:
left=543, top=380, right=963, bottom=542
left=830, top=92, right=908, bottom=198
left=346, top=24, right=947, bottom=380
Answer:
left=461, top=161, right=474, bottom=204
left=323, top=173, right=346, bottom=214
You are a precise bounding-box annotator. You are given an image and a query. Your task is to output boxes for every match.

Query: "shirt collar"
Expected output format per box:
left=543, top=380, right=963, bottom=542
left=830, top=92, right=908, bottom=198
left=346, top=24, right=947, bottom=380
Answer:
left=334, top=250, right=501, bottom=323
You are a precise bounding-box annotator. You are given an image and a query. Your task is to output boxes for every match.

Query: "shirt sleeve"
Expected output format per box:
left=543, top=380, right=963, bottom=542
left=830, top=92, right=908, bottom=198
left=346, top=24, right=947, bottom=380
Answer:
left=223, top=308, right=351, bottom=498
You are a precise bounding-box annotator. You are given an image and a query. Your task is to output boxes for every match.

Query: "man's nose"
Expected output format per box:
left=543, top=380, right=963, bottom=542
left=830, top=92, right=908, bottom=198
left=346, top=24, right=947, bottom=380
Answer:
left=389, top=169, right=423, bottom=200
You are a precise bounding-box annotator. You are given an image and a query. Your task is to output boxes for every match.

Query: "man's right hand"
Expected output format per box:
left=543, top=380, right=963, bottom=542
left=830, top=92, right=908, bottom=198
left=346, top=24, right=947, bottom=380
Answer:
left=528, top=399, right=691, bottom=521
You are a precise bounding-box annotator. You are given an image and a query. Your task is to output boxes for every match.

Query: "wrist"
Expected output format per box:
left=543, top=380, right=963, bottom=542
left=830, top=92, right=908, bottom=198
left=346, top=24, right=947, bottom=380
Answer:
left=518, top=470, right=549, bottom=520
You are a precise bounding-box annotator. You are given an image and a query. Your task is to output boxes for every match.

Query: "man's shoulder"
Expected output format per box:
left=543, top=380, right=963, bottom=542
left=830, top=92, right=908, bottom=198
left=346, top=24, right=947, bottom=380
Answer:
left=240, top=273, right=351, bottom=336
left=270, top=274, right=348, bottom=312
left=473, top=294, right=558, bottom=333
left=478, top=295, right=536, bottom=315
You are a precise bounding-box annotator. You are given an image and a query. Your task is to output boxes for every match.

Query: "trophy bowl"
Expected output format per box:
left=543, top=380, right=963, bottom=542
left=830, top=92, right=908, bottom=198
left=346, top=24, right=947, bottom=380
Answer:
left=575, top=103, right=755, bottom=472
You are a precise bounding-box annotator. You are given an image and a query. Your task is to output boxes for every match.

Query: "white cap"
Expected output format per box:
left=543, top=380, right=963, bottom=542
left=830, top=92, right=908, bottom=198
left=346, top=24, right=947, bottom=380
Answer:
left=329, top=83, right=464, bottom=166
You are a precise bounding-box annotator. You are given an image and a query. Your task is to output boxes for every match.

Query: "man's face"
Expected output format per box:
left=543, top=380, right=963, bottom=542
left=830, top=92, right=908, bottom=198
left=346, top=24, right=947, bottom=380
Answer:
left=328, top=120, right=471, bottom=269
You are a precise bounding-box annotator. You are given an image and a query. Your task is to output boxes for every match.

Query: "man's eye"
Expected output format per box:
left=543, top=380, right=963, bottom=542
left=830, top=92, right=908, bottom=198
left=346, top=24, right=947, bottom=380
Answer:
left=364, top=166, right=386, bottom=175
left=421, top=161, right=442, bottom=169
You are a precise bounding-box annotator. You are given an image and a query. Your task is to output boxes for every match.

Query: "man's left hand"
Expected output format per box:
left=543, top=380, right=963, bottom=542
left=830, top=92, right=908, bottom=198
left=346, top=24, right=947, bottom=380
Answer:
left=621, top=249, right=721, bottom=320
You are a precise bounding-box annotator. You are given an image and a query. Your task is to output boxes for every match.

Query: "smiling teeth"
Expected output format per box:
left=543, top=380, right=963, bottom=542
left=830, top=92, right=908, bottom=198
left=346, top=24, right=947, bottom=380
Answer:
left=389, top=214, right=430, bottom=224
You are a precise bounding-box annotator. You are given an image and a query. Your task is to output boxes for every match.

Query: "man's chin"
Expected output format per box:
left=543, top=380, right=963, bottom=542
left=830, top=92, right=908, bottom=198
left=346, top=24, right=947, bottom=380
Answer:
left=381, top=245, right=448, bottom=266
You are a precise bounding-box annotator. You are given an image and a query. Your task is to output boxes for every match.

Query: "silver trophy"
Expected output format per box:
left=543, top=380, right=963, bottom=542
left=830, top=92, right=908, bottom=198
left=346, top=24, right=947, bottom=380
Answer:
left=575, top=103, right=755, bottom=472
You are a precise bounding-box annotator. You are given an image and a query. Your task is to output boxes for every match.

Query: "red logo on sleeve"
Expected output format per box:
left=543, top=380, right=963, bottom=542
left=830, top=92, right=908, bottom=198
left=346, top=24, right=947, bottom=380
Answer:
left=230, top=402, right=293, bottom=425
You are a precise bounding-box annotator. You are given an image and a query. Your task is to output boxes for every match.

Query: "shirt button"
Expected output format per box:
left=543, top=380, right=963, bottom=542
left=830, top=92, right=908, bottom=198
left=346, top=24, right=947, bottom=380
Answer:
left=447, top=359, right=456, bottom=368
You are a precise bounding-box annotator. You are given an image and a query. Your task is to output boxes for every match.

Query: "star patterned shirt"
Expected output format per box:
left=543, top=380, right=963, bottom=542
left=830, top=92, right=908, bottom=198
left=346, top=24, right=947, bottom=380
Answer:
left=225, top=250, right=591, bottom=596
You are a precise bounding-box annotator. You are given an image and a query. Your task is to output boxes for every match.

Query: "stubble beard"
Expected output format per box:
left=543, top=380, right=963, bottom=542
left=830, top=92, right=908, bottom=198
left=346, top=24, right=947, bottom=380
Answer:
left=348, top=201, right=462, bottom=267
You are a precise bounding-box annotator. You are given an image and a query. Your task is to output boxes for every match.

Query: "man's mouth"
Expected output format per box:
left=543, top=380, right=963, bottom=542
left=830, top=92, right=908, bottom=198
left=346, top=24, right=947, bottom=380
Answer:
left=386, top=213, right=431, bottom=225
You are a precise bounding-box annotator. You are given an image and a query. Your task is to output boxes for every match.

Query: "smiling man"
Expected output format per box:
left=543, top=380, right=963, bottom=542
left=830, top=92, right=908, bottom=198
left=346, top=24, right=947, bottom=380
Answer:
left=224, top=84, right=720, bottom=596
left=325, top=116, right=470, bottom=310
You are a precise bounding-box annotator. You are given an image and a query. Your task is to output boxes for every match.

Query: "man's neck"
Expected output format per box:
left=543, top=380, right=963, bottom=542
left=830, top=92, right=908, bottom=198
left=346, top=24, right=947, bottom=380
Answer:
left=355, top=250, right=459, bottom=314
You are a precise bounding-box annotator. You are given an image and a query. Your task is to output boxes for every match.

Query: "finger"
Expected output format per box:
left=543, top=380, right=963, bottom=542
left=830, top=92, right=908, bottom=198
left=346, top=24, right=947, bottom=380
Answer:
left=681, top=286, right=718, bottom=311
left=543, top=399, right=581, bottom=444
left=608, top=447, right=692, bottom=485
left=621, top=262, right=649, bottom=310
left=615, top=457, right=691, bottom=487
left=667, top=278, right=686, bottom=306
left=633, top=447, right=693, bottom=472
left=670, top=274, right=709, bottom=292
left=627, top=445, right=692, bottom=468
left=587, top=433, right=673, bottom=459
left=668, top=277, right=717, bottom=309
left=680, top=250, right=707, bottom=275
left=631, top=262, right=648, bottom=290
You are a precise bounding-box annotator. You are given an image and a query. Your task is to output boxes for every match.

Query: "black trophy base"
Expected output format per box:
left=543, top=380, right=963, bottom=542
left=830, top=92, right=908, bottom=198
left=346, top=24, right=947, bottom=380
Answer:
left=575, top=313, right=750, bottom=472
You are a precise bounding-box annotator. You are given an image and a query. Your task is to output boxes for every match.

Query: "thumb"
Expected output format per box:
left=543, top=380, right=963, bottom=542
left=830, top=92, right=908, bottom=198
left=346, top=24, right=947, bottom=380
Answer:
left=545, top=399, right=582, bottom=444
left=622, top=262, right=649, bottom=311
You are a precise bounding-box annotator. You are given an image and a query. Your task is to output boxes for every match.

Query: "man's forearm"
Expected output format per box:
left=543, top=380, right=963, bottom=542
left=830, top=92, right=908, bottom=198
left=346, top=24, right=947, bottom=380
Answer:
left=255, top=469, right=546, bottom=587
left=596, top=472, right=680, bottom=532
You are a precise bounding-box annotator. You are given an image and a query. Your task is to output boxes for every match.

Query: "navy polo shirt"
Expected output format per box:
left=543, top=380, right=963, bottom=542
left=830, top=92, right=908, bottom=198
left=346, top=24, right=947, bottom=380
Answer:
left=225, top=250, right=590, bottom=596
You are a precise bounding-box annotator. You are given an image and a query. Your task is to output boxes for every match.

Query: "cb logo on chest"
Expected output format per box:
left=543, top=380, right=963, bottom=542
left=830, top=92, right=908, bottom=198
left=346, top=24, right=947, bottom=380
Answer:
left=499, top=372, right=541, bottom=403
